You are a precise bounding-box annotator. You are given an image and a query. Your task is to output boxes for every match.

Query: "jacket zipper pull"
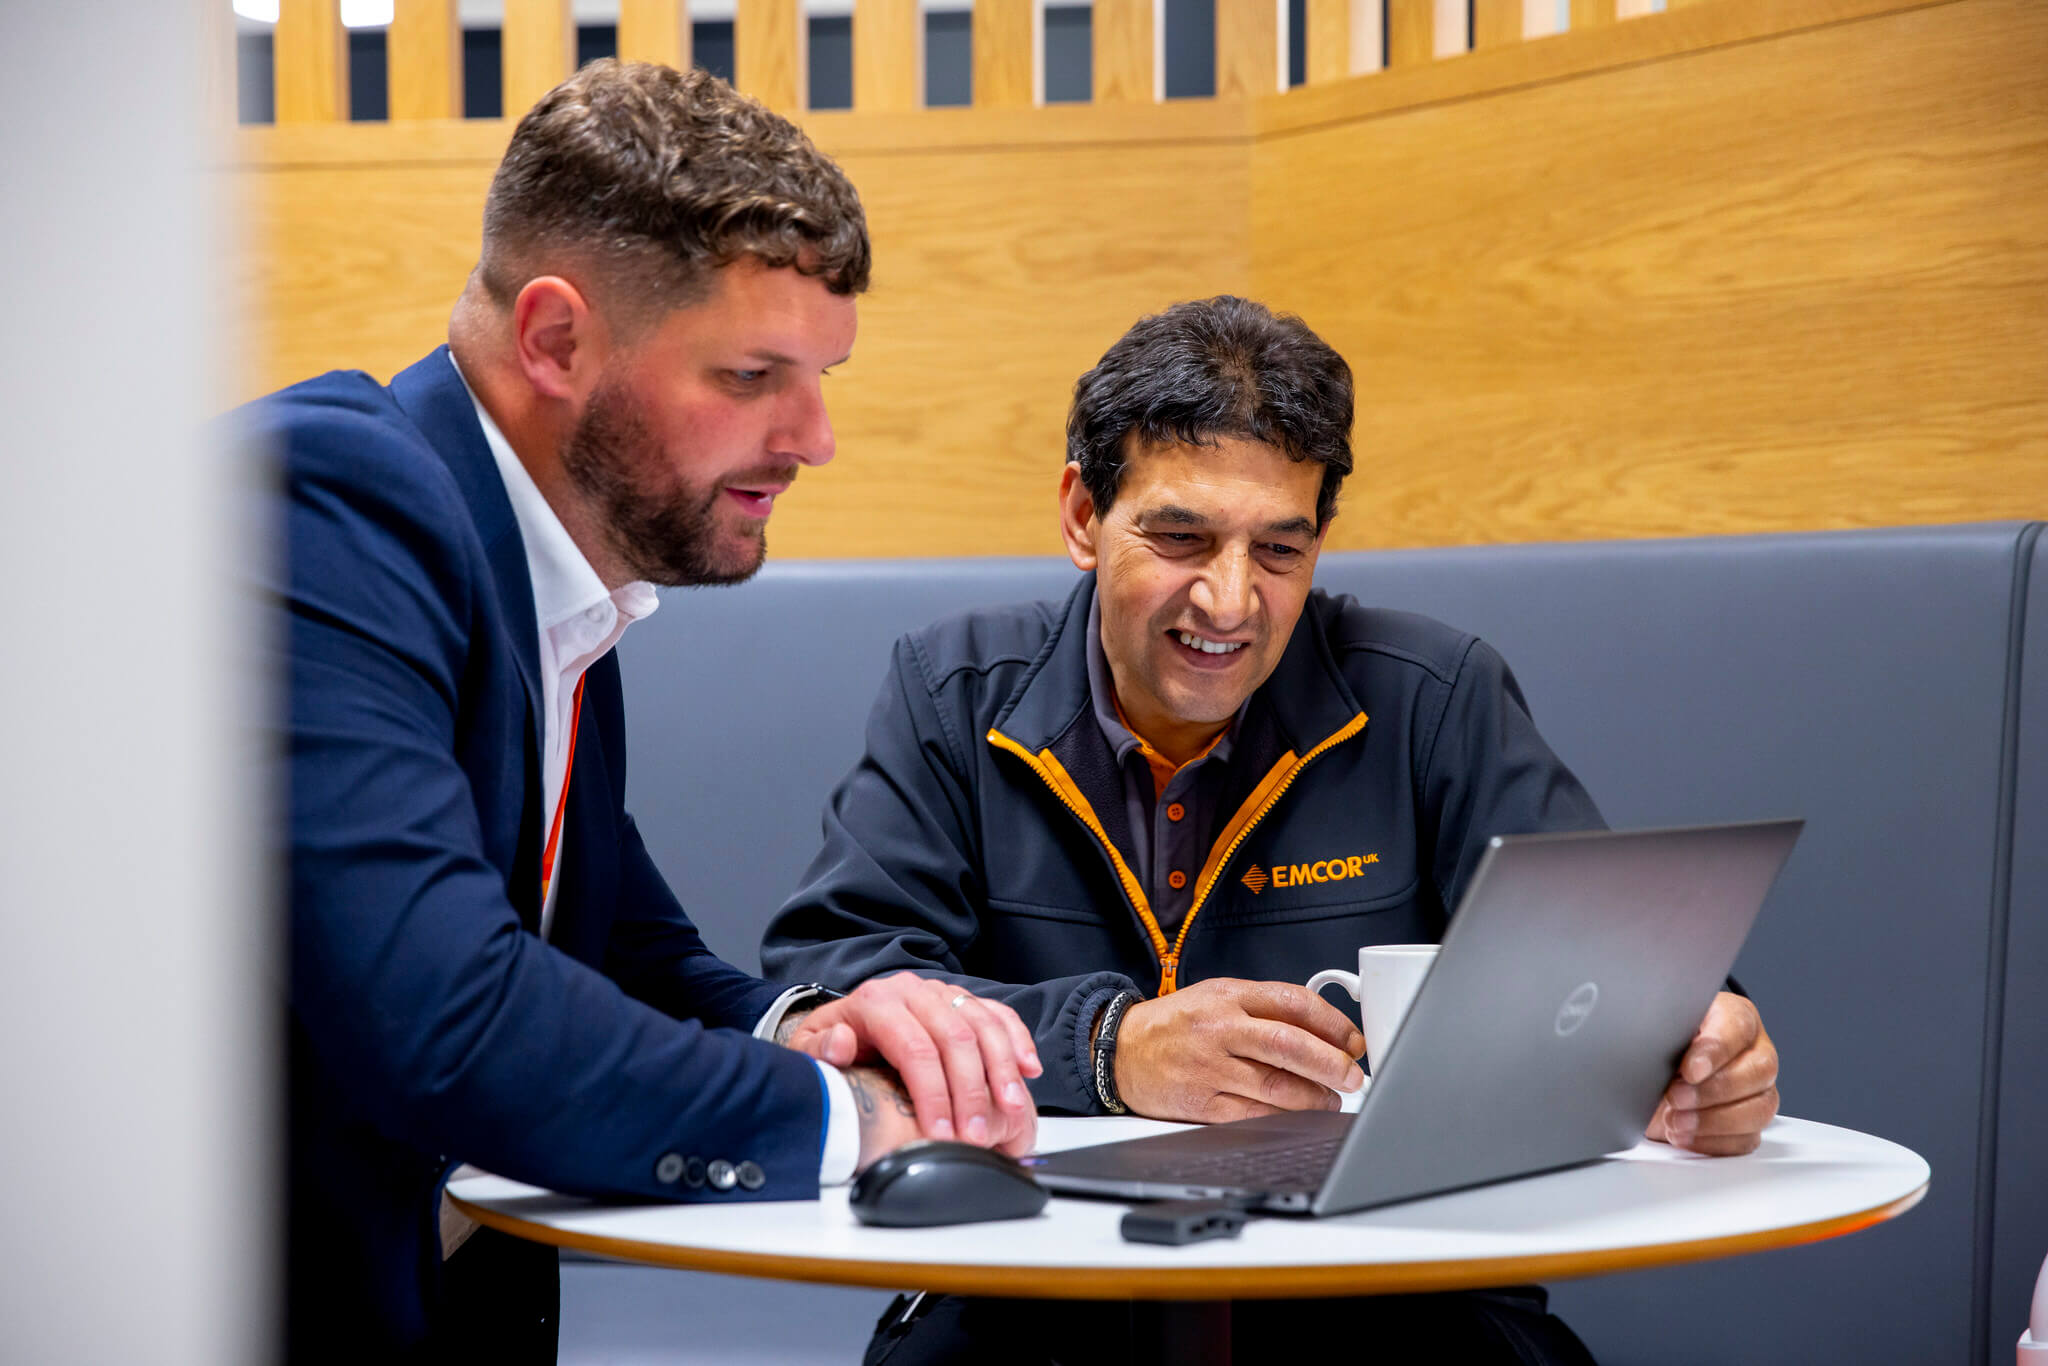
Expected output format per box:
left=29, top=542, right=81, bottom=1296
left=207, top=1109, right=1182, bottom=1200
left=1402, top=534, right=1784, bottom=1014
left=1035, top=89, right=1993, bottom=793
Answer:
left=1158, top=953, right=1179, bottom=996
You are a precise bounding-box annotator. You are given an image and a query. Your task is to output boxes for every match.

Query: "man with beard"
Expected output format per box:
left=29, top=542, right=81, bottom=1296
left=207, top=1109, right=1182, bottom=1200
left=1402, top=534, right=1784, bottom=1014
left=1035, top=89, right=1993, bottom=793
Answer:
left=246, top=61, right=1038, bottom=1362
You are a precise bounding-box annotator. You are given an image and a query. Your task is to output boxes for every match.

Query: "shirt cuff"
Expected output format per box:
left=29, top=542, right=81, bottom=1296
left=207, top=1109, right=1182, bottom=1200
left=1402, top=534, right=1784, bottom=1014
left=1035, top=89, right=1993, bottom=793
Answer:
left=815, top=1062, right=860, bottom=1186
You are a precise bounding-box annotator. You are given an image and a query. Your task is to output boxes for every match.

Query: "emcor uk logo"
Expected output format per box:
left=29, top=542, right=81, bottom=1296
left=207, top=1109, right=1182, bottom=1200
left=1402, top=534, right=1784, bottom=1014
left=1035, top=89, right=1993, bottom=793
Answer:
left=1240, top=852, right=1380, bottom=895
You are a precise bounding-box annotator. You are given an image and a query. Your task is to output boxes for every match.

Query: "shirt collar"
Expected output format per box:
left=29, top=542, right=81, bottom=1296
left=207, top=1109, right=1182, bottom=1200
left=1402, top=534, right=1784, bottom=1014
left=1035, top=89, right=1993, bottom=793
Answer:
left=448, top=355, right=660, bottom=633
left=1085, top=592, right=1238, bottom=769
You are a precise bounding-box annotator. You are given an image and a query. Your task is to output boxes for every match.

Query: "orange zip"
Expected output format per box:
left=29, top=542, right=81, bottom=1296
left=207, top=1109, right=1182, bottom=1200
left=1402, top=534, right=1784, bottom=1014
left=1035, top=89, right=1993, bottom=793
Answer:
left=1170, top=712, right=1369, bottom=981
left=991, top=712, right=1366, bottom=997
left=986, top=731, right=1168, bottom=963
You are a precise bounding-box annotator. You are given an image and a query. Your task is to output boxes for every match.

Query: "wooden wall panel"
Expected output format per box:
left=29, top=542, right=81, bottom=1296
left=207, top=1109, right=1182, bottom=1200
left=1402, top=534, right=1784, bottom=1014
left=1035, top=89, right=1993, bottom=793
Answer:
left=1252, top=0, right=2048, bottom=550
left=1306, top=0, right=1385, bottom=83
left=230, top=115, right=1249, bottom=558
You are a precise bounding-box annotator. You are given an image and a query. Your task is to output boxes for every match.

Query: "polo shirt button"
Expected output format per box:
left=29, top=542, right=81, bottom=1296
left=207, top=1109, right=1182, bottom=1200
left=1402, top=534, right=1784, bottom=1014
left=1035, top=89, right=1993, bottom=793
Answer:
left=654, top=1153, right=686, bottom=1184
left=1166, top=803, right=1185, bottom=822
left=707, top=1159, right=738, bottom=1192
left=736, top=1160, right=767, bottom=1191
left=1167, top=870, right=1187, bottom=890
left=683, top=1157, right=707, bottom=1189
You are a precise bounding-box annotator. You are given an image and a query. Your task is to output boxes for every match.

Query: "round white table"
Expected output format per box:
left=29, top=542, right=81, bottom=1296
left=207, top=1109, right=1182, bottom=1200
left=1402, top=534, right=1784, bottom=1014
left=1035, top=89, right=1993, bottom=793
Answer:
left=451, top=1113, right=1926, bottom=1321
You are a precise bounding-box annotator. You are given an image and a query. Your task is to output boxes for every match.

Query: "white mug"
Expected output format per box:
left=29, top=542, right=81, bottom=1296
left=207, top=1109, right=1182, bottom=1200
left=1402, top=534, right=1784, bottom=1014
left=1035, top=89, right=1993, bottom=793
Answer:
left=1306, top=944, right=1439, bottom=1075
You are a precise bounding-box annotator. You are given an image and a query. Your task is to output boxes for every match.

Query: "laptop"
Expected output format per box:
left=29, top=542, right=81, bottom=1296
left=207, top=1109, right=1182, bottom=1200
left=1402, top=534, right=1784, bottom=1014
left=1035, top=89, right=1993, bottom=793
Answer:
left=1025, top=819, right=1803, bottom=1215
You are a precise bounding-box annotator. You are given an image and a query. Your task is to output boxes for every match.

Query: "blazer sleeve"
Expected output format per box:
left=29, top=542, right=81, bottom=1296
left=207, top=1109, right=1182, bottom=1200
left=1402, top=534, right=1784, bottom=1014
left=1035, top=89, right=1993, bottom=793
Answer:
left=271, top=397, right=826, bottom=1202
left=762, top=636, right=1132, bottom=1114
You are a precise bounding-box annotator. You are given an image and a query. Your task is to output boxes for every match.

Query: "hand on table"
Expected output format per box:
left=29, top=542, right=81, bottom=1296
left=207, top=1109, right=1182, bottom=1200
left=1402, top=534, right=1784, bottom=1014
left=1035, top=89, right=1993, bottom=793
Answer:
left=1646, top=991, right=1780, bottom=1156
left=779, top=972, right=1040, bottom=1162
left=1114, top=978, right=1366, bottom=1124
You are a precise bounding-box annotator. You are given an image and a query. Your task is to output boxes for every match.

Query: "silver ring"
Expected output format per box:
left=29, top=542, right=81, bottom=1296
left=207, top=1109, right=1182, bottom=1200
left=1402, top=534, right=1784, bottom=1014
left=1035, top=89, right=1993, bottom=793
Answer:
left=949, top=994, right=970, bottom=1010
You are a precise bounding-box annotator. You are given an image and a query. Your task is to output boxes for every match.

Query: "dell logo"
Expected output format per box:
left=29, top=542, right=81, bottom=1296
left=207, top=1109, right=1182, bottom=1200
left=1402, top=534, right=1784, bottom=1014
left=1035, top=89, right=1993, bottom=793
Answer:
left=1554, top=982, right=1600, bottom=1036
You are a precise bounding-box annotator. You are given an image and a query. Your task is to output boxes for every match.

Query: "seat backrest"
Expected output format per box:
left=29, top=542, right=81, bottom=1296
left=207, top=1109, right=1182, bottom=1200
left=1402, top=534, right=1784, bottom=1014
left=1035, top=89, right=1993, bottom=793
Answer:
left=616, top=520, right=2044, bottom=1365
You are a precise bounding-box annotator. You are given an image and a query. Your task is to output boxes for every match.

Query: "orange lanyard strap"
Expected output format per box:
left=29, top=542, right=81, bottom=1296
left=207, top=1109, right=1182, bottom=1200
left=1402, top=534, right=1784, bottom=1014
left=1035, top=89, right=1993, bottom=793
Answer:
left=540, top=674, right=585, bottom=902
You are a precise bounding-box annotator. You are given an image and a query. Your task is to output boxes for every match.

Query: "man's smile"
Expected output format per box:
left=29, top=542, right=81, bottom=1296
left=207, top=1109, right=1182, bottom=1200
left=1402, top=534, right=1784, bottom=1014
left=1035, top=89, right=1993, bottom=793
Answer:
left=1169, top=628, right=1253, bottom=668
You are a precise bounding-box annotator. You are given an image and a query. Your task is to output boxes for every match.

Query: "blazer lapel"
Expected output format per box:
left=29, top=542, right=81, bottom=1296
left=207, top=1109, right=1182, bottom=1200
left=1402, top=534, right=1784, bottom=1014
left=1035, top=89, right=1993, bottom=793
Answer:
left=389, top=347, right=549, bottom=929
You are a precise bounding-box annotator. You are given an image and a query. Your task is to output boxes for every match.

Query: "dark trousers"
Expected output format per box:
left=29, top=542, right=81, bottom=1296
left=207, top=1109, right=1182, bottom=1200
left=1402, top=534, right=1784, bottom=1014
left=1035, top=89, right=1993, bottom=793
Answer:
left=864, top=1289, right=1598, bottom=1366
left=427, top=1227, right=561, bottom=1364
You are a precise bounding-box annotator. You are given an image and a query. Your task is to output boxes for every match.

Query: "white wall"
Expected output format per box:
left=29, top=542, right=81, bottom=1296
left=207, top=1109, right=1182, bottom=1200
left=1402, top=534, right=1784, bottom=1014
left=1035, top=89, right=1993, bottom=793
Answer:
left=0, top=5, right=270, bottom=1364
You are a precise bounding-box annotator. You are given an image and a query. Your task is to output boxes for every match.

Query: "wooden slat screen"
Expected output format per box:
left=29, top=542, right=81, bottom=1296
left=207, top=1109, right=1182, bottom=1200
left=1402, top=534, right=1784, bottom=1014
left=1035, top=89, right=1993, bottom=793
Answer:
left=854, top=0, right=926, bottom=111
left=736, top=0, right=808, bottom=114
left=502, top=0, right=574, bottom=119
left=973, top=0, right=1044, bottom=106
left=1093, top=0, right=1164, bottom=104
left=619, top=0, right=693, bottom=70
left=1216, top=0, right=1284, bottom=99
left=389, top=0, right=461, bottom=121
left=275, top=0, right=348, bottom=124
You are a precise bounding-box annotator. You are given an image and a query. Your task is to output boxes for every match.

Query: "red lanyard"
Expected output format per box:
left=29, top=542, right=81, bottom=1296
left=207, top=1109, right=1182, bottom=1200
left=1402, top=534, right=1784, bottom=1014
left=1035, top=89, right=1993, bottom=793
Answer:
left=540, top=675, right=585, bottom=903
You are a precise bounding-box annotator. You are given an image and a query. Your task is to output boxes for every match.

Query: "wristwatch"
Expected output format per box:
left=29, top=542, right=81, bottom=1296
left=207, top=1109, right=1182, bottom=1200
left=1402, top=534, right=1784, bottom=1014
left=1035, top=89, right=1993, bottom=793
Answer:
left=1091, top=990, right=1136, bottom=1115
left=753, top=983, right=847, bottom=1044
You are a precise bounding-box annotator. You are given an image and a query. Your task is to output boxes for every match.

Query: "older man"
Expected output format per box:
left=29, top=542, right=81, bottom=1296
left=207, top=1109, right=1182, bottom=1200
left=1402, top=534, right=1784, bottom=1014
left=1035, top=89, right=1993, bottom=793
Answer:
left=764, top=296, right=1778, bottom=1363
left=246, top=62, right=1037, bottom=1361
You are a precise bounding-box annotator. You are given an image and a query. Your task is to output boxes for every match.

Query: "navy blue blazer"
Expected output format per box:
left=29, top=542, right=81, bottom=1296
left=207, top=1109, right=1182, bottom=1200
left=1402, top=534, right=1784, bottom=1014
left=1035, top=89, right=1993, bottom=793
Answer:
left=251, top=348, right=827, bottom=1353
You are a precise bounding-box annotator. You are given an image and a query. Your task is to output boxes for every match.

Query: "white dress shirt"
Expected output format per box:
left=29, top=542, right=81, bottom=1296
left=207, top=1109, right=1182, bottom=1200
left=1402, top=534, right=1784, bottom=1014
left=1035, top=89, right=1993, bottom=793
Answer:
left=450, top=358, right=856, bottom=1187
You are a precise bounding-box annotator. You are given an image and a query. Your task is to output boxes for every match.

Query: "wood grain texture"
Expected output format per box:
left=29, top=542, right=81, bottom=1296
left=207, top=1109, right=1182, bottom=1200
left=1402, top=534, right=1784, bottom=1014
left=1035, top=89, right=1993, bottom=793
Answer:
left=1252, top=0, right=2048, bottom=550
left=1306, top=0, right=1385, bottom=82
left=226, top=0, right=2045, bottom=557
left=737, top=0, right=808, bottom=113
left=1094, top=0, right=1164, bottom=104
left=1570, top=0, right=1618, bottom=29
left=1257, top=0, right=1943, bottom=137
left=1387, top=0, right=1434, bottom=67
left=973, top=0, right=1043, bottom=107
left=275, top=0, right=348, bottom=124
left=390, top=0, right=462, bottom=121
left=1216, top=0, right=1285, bottom=99
left=854, top=0, right=926, bottom=111
left=502, top=0, right=574, bottom=120
left=618, top=0, right=693, bottom=70
left=1474, top=0, right=1525, bottom=47
left=229, top=120, right=1248, bottom=557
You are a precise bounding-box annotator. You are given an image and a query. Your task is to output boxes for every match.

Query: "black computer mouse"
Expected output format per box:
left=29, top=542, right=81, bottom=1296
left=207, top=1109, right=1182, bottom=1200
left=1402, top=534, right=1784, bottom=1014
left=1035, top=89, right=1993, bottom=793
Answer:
left=849, top=1139, right=1050, bottom=1227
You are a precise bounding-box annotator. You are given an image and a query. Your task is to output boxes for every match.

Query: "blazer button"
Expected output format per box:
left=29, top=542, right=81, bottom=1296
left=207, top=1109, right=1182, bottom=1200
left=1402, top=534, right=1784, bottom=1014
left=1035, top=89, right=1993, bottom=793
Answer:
left=707, top=1159, right=738, bottom=1192
left=683, top=1157, right=707, bottom=1189
left=736, top=1160, right=766, bottom=1191
left=655, top=1153, right=685, bottom=1185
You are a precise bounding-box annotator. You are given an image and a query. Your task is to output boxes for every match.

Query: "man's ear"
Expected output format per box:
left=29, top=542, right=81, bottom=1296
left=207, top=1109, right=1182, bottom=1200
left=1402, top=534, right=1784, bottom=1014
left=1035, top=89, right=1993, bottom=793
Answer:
left=510, top=276, right=604, bottom=404
left=1058, top=463, right=1100, bottom=572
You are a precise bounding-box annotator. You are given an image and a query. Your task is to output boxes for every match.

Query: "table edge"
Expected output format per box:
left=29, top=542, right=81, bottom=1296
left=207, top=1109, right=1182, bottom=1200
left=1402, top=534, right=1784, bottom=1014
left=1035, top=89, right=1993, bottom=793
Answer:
left=449, top=1180, right=1928, bottom=1300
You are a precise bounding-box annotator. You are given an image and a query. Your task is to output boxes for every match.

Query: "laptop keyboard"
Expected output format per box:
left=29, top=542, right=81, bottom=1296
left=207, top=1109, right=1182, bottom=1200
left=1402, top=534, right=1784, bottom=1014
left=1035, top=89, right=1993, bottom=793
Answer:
left=1164, top=1134, right=1344, bottom=1192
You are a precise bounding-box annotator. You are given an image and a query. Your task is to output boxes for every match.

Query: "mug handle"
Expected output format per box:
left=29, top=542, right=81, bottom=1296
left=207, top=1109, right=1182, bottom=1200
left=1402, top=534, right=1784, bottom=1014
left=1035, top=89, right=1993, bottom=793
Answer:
left=1306, top=968, right=1360, bottom=1001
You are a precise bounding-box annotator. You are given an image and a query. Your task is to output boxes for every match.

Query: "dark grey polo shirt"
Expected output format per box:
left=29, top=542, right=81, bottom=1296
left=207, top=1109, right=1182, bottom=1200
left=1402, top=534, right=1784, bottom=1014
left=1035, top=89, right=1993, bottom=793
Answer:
left=1083, top=595, right=1248, bottom=937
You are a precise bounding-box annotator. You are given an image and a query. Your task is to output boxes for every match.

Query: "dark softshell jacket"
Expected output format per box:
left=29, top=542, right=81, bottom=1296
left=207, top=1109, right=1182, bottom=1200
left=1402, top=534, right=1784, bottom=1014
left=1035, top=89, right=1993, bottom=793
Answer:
left=763, top=574, right=1605, bottom=1113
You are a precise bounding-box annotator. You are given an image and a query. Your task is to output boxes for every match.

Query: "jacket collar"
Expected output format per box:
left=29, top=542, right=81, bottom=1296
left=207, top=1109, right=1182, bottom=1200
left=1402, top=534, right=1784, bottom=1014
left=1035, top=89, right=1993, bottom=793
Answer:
left=992, top=572, right=1367, bottom=764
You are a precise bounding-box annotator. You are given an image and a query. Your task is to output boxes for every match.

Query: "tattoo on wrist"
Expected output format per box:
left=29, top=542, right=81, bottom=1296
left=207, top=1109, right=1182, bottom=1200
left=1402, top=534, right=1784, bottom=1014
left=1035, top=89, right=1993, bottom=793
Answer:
left=847, top=1067, right=916, bottom=1120
left=772, top=1005, right=814, bottom=1047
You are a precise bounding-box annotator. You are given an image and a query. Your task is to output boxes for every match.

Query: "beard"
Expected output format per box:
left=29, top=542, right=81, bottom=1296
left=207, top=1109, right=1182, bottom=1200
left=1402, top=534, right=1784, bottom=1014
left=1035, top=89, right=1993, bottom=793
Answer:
left=559, top=375, right=794, bottom=588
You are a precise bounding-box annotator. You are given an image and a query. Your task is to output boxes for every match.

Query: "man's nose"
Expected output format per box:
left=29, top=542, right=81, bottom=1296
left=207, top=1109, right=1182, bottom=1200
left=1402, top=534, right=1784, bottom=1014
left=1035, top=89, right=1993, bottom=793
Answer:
left=1190, top=549, right=1255, bottom=629
left=777, top=383, right=835, bottom=467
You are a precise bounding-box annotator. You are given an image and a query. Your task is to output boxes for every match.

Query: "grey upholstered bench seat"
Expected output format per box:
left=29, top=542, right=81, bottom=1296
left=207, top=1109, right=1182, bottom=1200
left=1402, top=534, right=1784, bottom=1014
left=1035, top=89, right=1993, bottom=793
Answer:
left=596, top=521, right=2043, bottom=1366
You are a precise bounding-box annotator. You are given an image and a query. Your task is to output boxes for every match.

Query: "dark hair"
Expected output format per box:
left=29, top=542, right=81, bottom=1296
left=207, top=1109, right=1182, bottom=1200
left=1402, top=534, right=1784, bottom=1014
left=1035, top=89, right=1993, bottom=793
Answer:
left=479, top=61, right=869, bottom=323
left=1066, top=296, right=1354, bottom=526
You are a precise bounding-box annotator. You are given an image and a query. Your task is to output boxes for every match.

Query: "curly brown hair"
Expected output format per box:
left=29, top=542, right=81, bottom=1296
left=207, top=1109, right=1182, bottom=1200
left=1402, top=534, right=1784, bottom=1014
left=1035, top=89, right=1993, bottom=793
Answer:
left=479, top=60, right=869, bottom=325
